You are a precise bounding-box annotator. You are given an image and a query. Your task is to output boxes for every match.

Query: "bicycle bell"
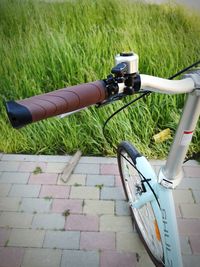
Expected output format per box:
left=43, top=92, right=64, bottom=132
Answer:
left=115, top=52, right=139, bottom=74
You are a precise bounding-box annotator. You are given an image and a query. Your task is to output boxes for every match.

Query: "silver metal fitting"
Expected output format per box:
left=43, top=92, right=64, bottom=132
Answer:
left=183, top=69, right=200, bottom=89
left=158, top=167, right=184, bottom=189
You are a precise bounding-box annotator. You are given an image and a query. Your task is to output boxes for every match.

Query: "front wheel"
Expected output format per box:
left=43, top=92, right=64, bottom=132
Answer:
left=117, top=141, right=164, bottom=267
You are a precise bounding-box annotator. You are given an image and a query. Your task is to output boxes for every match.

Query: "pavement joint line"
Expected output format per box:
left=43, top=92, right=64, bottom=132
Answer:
left=38, top=184, right=43, bottom=198
left=7, top=184, right=13, bottom=196
left=190, top=188, right=197, bottom=204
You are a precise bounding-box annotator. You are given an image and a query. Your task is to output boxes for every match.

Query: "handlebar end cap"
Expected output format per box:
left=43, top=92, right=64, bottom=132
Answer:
left=5, top=101, right=32, bottom=129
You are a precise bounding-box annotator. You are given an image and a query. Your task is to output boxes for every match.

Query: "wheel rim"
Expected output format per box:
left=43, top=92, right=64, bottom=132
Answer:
left=120, top=151, right=164, bottom=262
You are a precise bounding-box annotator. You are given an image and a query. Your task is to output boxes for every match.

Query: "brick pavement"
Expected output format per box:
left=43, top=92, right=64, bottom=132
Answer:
left=0, top=153, right=199, bottom=267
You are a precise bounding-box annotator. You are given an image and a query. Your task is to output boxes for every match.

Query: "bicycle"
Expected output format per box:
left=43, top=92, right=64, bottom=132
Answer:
left=5, top=52, right=200, bottom=267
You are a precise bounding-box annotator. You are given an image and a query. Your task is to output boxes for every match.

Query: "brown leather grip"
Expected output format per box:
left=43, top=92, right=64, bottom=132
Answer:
left=6, top=80, right=107, bottom=128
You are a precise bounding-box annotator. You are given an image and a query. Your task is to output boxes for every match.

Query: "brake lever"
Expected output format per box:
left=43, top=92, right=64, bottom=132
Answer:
left=96, top=93, right=127, bottom=108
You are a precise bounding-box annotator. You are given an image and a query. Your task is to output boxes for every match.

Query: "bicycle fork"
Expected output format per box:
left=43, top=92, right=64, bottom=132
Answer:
left=131, top=155, right=183, bottom=267
left=133, top=178, right=183, bottom=267
left=156, top=185, right=183, bottom=267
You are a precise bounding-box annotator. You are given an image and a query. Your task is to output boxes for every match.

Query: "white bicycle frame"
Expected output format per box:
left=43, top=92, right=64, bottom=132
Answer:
left=131, top=74, right=200, bottom=267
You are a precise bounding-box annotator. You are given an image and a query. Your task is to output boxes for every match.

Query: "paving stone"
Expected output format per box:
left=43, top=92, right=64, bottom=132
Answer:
left=57, top=174, right=86, bottom=186
left=43, top=230, right=80, bottom=249
left=0, top=172, right=30, bottom=184
left=183, top=166, right=200, bottom=178
left=83, top=200, right=114, bottom=215
left=65, top=214, right=99, bottom=231
left=61, top=250, right=99, bottom=267
left=18, top=162, right=47, bottom=172
left=79, top=156, right=117, bottom=164
left=100, top=251, right=137, bottom=267
left=100, top=164, right=119, bottom=175
left=101, top=187, right=125, bottom=200
left=175, top=204, right=182, bottom=218
left=0, top=212, right=33, bottom=228
left=86, top=174, right=115, bottom=186
left=8, top=229, right=45, bottom=247
left=180, top=235, right=192, bottom=255
left=39, top=185, right=70, bottom=198
left=115, top=175, right=123, bottom=187
left=51, top=199, right=82, bottom=213
left=100, top=215, right=133, bottom=232
left=38, top=155, right=71, bottom=162
left=22, top=248, right=61, bottom=267
left=0, top=184, right=11, bottom=196
left=74, top=163, right=100, bottom=174
left=115, top=200, right=131, bottom=215
left=173, top=189, right=194, bottom=204
left=179, top=178, right=200, bottom=190
left=177, top=219, right=200, bottom=235
left=2, top=154, right=39, bottom=161
left=182, top=255, right=200, bottom=267
left=32, top=214, right=65, bottom=230
left=70, top=186, right=99, bottom=199
left=46, top=162, right=66, bottom=173
left=29, top=173, right=58, bottom=184
left=80, top=231, right=115, bottom=250
left=0, top=247, right=24, bottom=267
left=116, top=232, right=145, bottom=253
left=184, top=160, right=200, bottom=167
left=19, top=198, right=52, bottom=213
left=180, top=204, right=200, bottom=218
left=0, top=228, right=11, bottom=246
left=136, top=252, right=155, bottom=267
left=0, top=197, right=21, bottom=211
left=9, top=185, right=41, bottom=197
left=0, top=161, right=20, bottom=172
left=190, top=235, right=200, bottom=254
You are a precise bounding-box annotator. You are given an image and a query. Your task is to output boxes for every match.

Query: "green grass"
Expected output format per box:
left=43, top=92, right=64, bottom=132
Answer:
left=0, top=0, right=200, bottom=158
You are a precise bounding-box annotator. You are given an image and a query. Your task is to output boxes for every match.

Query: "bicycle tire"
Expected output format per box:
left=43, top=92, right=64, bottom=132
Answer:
left=117, top=141, right=164, bottom=267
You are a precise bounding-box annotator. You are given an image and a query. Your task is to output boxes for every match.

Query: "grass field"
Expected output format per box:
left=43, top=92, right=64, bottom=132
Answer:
left=0, top=0, right=200, bottom=158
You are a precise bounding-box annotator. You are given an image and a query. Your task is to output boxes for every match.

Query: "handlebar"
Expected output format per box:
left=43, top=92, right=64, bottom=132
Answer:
left=140, top=75, right=195, bottom=94
left=5, top=80, right=107, bottom=128
left=5, top=52, right=199, bottom=129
